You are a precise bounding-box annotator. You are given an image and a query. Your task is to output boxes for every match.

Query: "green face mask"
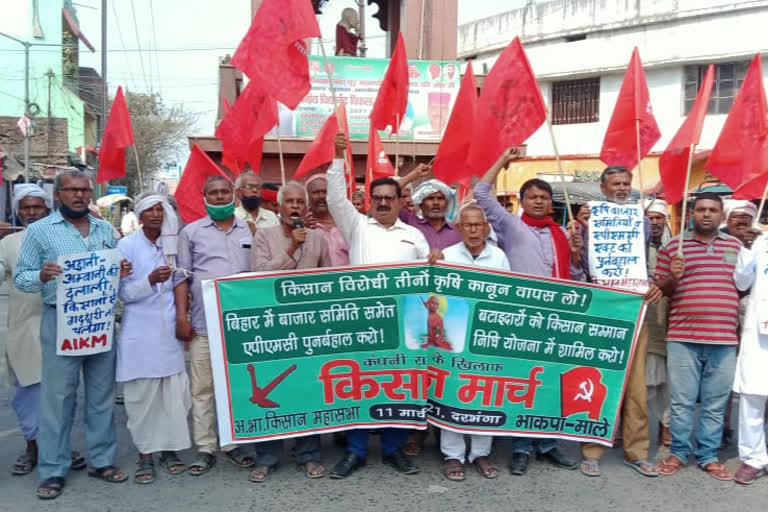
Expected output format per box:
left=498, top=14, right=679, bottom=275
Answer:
left=204, top=199, right=235, bottom=221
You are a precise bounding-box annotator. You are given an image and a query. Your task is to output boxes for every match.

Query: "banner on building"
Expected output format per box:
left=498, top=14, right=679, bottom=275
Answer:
left=273, top=56, right=461, bottom=141
left=587, top=201, right=649, bottom=292
left=56, top=249, right=121, bottom=356
left=203, top=262, right=645, bottom=446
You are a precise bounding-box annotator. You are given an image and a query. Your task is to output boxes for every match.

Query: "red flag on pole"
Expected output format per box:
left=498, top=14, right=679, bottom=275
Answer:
left=174, top=145, right=232, bottom=224
left=433, top=61, right=477, bottom=184
left=336, top=103, right=356, bottom=195
left=230, top=0, right=321, bottom=109
left=369, top=32, right=409, bottom=134
left=97, top=86, right=134, bottom=183
left=600, top=48, right=661, bottom=170
left=219, top=99, right=244, bottom=175
left=364, top=124, right=396, bottom=211
left=708, top=54, right=768, bottom=196
left=658, top=65, right=714, bottom=204
left=294, top=111, right=339, bottom=179
left=465, top=37, right=546, bottom=178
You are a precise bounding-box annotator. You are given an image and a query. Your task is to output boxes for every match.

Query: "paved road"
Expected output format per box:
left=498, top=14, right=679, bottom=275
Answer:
left=0, top=285, right=765, bottom=511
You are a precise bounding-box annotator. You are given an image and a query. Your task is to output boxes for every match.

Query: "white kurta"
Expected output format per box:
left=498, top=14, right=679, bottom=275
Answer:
left=733, top=236, right=768, bottom=395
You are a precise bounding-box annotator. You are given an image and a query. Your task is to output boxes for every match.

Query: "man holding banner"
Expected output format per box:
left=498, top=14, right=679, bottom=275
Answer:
left=14, top=170, right=132, bottom=500
left=475, top=149, right=583, bottom=476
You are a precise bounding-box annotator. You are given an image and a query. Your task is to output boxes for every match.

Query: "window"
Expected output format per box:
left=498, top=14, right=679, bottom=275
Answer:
left=551, top=77, right=600, bottom=125
left=684, top=61, right=750, bottom=114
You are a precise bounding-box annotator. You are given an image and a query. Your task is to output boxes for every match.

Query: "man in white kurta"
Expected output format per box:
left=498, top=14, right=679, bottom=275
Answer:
left=733, top=233, right=768, bottom=485
left=117, top=194, right=190, bottom=483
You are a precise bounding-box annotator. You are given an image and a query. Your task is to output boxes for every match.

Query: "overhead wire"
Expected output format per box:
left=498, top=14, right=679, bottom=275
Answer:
left=111, top=0, right=140, bottom=91
left=148, top=0, right=163, bottom=95
left=129, top=0, right=152, bottom=92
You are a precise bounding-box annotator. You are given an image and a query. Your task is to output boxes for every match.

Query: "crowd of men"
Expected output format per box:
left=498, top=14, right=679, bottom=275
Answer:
left=1, top=135, right=767, bottom=500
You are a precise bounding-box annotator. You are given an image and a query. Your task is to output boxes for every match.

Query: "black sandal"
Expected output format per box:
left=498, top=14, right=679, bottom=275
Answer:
left=188, top=453, right=216, bottom=476
left=37, top=477, right=65, bottom=500
left=159, top=451, right=186, bottom=475
left=87, top=465, right=129, bottom=483
left=223, top=446, right=254, bottom=468
left=11, top=452, right=36, bottom=475
left=134, top=458, right=155, bottom=484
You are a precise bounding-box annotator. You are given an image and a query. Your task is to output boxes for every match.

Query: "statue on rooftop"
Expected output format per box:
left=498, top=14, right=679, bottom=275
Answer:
left=335, top=7, right=363, bottom=57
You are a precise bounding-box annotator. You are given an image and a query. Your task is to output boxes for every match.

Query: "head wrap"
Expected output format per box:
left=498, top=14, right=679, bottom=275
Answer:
left=13, top=184, right=52, bottom=214
left=134, top=195, right=179, bottom=265
left=411, top=179, right=457, bottom=222
left=724, top=199, right=757, bottom=221
left=643, top=198, right=669, bottom=217
left=262, top=187, right=278, bottom=202
left=305, top=173, right=327, bottom=188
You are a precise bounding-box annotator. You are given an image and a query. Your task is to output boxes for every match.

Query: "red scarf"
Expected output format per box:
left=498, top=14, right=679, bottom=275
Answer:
left=521, top=213, right=571, bottom=279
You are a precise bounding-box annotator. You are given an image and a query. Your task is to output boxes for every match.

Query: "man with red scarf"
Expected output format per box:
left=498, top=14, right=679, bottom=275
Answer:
left=474, top=147, right=584, bottom=476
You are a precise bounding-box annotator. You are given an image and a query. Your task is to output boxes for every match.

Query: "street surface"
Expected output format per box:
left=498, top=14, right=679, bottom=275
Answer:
left=0, top=284, right=765, bottom=511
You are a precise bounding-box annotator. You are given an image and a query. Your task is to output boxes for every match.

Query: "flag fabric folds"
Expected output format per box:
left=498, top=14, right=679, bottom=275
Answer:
left=708, top=54, right=768, bottom=198
left=230, top=0, right=321, bottom=110
left=336, top=103, right=356, bottom=195
left=364, top=124, right=396, bottom=211
left=600, top=48, right=661, bottom=171
left=174, top=145, right=232, bottom=224
left=369, top=32, right=409, bottom=134
left=294, top=111, right=339, bottom=179
left=97, top=86, right=134, bottom=183
left=658, top=65, right=714, bottom=204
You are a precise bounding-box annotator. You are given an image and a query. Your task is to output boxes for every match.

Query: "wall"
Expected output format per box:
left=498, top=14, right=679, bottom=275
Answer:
left=0, top=0, right=86, bottom=156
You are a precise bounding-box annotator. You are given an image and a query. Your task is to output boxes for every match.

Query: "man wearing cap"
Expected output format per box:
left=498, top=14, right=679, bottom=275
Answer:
left=0, top=185, right=87, bottom=477
left=644, top=199, right=672, bottom=447
left=722, top=200, right=760, bottom=248
left=234, top=171, right=279, bottom=232
left=305, top=173, right=349, bottom=267
left=116, top=193, right=191, bottom=484
left=261, top=184, right=280, bottom=215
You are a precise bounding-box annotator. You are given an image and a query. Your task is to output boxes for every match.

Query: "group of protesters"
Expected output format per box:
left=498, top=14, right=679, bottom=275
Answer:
left=1, top=134, right=767, bottom=500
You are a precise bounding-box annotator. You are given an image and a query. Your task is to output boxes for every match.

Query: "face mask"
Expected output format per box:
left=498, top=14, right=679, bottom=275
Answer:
left=240, top=195, right=262, bottom=211
left=59, top=204, right=89, bottom=219
left=204, top=199, right=235, bottom=221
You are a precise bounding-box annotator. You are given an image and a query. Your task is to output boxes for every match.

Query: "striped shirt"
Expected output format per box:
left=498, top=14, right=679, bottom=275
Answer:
left=654, top=231, right=742, bottom=345
left=14, top=211, right=119, bottom=305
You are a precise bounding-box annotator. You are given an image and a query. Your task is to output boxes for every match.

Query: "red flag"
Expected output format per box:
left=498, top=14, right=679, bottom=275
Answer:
left=230, top=0, right=321, bottom=109
left=215, top=82, right=278, bottom=173
left=600, top=48, right=661, bottom=170
left=174, top=145, right=232, bottom=224
left=294, top=112, right=339, bottom=179
left=708, top=54, right=768, bottom=197
left=433, top=61, right=477, bottom=184
left=456, top=177, right=471, bottom=205
left=560, top=367, right=608, bottom=421
left=369, top=32, right=409, bottom=134
left=466, top=37, right=546, bottom=178
left=219, top=99, right=244, bottom=175
left=336, top=103, right=356, bottom=195
left=364, top=124, right=395, bottom=211
left=658, top=65, right=714, bottom=204
left=97, top=86, right=134, bottom=183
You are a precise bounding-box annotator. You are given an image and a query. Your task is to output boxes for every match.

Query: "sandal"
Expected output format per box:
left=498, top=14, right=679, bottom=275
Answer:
left=11, top=452, right=36, bottom=475
left=37, top=477, right=65, bottom=500
left=700, top=461, right=733, bottom=481
left=658, top=455, right=684, bottom=476
left=303, top=461, right=326, bottom=479
left=579, top=459, right=601, bottom=477
left=441, top=459, right=465, bottom=482
left=87, top=465, right=128, bottom=483
left=473, top=456, right=499, bottom=479
left=223, top=446, right=255, bottom=468
left=402, top=440, right=422, bottom=457
left=248, top=464, right=274, bottom=483
left=188, top=453, right=216, bottom=476
left=134, top=458, right=155, bottom=484
left=159, top=451, right=186, bottom=475
left=624, top=459, right=659, bottom=477
left=70, top=451, right=86, bottom=471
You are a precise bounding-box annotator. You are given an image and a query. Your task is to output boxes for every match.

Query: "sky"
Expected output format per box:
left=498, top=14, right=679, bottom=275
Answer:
left=71, top=0, right=526, bottom=138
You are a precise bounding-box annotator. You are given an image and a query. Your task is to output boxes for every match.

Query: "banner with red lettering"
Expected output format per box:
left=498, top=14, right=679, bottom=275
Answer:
left=202, top=262, right=644, bottom=446
left=56, top=249, right=121, bottom=356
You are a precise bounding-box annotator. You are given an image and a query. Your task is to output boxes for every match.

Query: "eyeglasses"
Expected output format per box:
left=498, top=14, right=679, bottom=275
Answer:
left=371, top=194, right=399, bottom=203
left=239, top=184, right=262, bottom=192
left=58, top=187, right=92, bottom=195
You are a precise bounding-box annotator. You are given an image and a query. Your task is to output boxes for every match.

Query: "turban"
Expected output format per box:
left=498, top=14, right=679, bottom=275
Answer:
left=305, top=173, right=327, bottom=188
left=643, top=198, right=669, bottom=217
left=724, top=199, right=757, bottom=221
left=411, top=179, right=457, bottom=222
left=13, top=184, right=52, bottom=214
left=134, top=194, right=179, bottom=265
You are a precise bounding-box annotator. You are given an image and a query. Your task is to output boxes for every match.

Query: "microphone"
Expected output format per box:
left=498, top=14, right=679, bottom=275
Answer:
left=293, top=218, right=304, bottom=246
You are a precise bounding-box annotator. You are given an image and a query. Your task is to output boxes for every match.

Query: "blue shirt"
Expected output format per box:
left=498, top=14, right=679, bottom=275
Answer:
left=14, top=211, right=118, bottom=305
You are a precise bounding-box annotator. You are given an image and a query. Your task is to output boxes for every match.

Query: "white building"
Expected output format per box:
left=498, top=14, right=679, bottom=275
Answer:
left=457, top=0, right=768, bottom=193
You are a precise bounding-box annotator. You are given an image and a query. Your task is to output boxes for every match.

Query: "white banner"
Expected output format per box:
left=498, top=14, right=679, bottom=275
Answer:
left=56, top=249, right=121, bottom=356
left=587, top=201, right=648, bottom=293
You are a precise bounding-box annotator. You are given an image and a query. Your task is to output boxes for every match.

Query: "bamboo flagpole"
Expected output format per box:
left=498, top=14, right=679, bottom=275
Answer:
left=756, top=177, right=768, bottom=230
left=132, top=144, right=144, bottom=194
left=546, top=112, right=574, bottom=224
left=636, top=118, right=645, bottom=205
left=276, top=117, right=286, bottom=186
left=395, top=113, right=400, bottom=177
left=676, top=143, right=696, bottom=255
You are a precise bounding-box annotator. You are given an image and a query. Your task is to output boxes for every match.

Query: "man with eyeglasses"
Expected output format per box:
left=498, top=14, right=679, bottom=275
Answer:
left=326, top=133, right=438, bottom=479
left=234, top=171, right=279, bottom=233
left=14, top=170, right=132, bottom=500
